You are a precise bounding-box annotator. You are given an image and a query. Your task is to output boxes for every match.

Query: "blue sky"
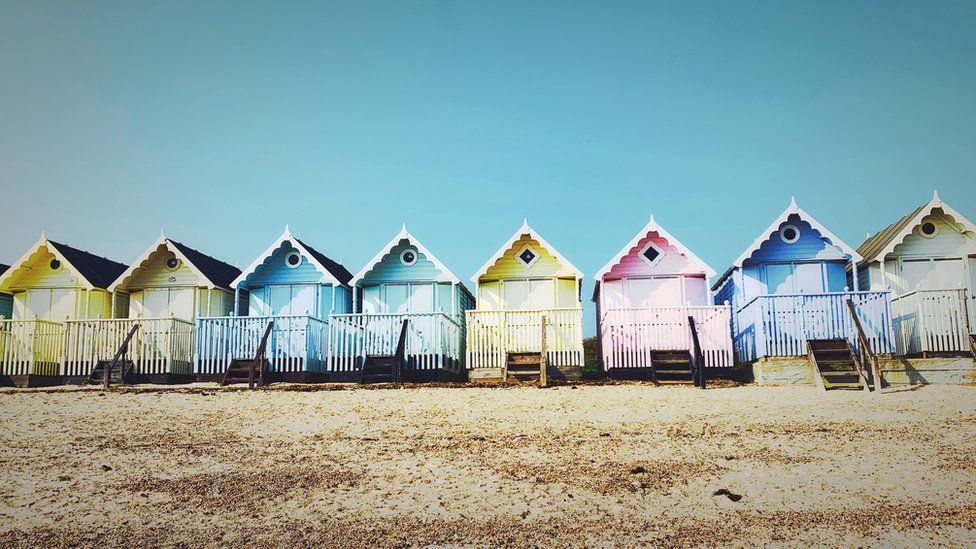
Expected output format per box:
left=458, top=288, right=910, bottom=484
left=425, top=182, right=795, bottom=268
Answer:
left=1, top=1, right=974, bottom=335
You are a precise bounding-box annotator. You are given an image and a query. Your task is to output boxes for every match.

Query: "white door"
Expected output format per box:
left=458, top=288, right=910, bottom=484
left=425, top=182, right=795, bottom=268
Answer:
left=386, top=285, right=409, bottom=314
left=169, top=288, right=195, bottom=320
left=527, top=279, right=554, bottom=309
left=765, top=265, right=794, bottom=295
left=408, top=284, right=434, bottom=313
left=793, top=263, right=825, bottom=294
left=291, top=285, right=316, bottom=316
left=901, top=259, right=933, bottom=292
left=504, top=280, right=530, bottom=310
left=143, top=289, right=170, bottom=317
left=628, top=277, right=682, bottom=308
left=25, top=290, right=51, bottom=320
left=269, top=286, right=292, bottom=316
left=363, top=286, right=383, bottom=314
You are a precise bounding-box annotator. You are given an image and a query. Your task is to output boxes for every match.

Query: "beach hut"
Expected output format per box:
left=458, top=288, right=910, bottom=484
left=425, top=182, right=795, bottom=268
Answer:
left=856, top=191, right=976, bottom=356
left=713, top=199, right=894, bottom=388
left=62, top=233, right=241, bottom=383
left=195, top=227, right=353, bottom=383
left=0, top=265, right=11, bottom=321
left=329, top=225, right=475, bottom=382
left=466, top=219, right=584, bottom=382
left=594, top=215, right=733, bottom=381
left=0, top=235, right=127, bottom=387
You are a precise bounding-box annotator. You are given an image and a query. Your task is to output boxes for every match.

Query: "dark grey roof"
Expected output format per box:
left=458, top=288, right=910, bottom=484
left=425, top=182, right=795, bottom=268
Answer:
left=295, top=237, right=353, bottom=285
left=0, top=264, right=8, bottom=277
left=855, top=205, right=924, bottom=267
left=169, top=239, right=241, bottom=290
left=48, top=241, right=128, bottom=290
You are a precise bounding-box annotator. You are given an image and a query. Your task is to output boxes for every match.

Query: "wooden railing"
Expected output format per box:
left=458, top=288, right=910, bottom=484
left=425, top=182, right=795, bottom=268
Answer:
left=733, top=291, right=894, bottom=363
left=63, top=317, right=195, bottom=377
left=846, top=299, right=880, bottom=393
left=196, top=315, right=329, bottom=375
left=0, top=319, right=63, bottom=377
left=466, top=307, right=583, bottom=370
left=599, top=305, right=733, bottom=370
left=689, top=316, right=706, bottom=389
left=329, top=312, right=463, bottom=374
left=891, top=289, right=971, bottom=355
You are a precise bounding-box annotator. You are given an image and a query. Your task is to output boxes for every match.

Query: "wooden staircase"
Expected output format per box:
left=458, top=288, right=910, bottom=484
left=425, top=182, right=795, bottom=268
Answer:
left=88, top=323, right=139, bottom=387
left=504, top=316, right=549, bottom=386
left=807, top=339, right=866, bottom=391
left=222, top=321, right=273, bottom=389
left=359, top=319, right=408, bottom=384
left=969, top=333, right=976, bottom=361
left=649, top=350, right=695, bottom=385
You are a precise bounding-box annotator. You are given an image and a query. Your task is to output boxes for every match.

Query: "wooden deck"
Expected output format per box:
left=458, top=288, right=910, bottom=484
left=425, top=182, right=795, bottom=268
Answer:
left=466, top=307, right=583, bottom=372
left=195, top=315, right=329, bottom=377
left=62, top=317, right=195, bottom=379
left=328, top=312, right=464, bottom=376
left=0, top=319, right=63, bottom=377
left=599, top=305, right=733, bottom=370
left=891, top=289, right=972, bottom=356
left=732, top=291, right=894, bottom=363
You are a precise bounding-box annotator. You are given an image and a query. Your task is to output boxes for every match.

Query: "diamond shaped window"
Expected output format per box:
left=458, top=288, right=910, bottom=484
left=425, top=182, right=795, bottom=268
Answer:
left=642, top=246, right=660, bottom=263
left=517, top=245, right=539, bottom=268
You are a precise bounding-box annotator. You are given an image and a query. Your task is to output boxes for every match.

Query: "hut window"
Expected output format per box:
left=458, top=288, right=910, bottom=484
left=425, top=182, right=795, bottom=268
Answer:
left=49, top=259, right=62, bottom=271
left=285, top=251, right=303, bottom=269
left=639, top=242, right=663, bottom=266
left=780, top=224, right=800, bottom=244
left=517, top=245, right=539, bottom=268
left=919, top=221, right=939, bottom=238
left=400, top=248, right=418, bottom=267
left=166, top=257, right=181, bottom=271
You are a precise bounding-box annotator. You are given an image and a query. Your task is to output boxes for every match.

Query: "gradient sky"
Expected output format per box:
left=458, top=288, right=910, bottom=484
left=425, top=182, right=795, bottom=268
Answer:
left=1, top=1, right=974, bottom=335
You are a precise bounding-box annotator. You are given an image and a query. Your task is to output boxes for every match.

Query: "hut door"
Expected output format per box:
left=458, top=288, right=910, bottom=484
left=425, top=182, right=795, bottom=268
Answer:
left=169, top=289, right=195, bottom=320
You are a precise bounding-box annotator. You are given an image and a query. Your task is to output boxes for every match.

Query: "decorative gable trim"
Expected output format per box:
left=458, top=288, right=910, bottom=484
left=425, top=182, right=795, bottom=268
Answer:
left=471, top=219, right=584, bottom=283
left=0, top=234, right=97, bottom=291
left=871, top=191, right=976, bottom=263
left=108, top=233, right=210, bottom=292
left=593, top=215, right=716, bottom=280
left=349, top=225, right=462, bottom=286
left=231, top=226, right=344, bottom=289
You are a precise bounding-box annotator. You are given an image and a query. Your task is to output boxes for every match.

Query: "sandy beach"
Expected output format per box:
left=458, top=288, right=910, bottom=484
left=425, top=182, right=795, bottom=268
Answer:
left=1, top=382, right=974, bottom=547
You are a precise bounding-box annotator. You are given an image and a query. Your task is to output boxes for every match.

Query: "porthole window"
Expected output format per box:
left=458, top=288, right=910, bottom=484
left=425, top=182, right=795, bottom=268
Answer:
left=285, top=251, right=303, bottom=269
left=516, top=245, right=539, bottom=268
left=780, top=224, right=800, bottom=244
left=165, top=257, right=181, bottom=271
left=919, top=221, right=939, bottom=239
left=399, top=248, right=418, bottom=267
left=49, top=259, right=62, bottom=271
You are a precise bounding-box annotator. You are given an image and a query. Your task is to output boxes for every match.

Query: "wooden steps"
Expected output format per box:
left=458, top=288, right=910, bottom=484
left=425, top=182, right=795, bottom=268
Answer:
left=88, top=360, right=133, bottom=385
left=222, top=358, right=269, bottom=386
left=360, top=355, right=398, bottom=384
left=506, top=352, right=544, bottom=382
left=807, top=339, right=865, bottom=391
left=970, top=334, right=976, bottom=361
left=650, top=350, right=695, bottom=385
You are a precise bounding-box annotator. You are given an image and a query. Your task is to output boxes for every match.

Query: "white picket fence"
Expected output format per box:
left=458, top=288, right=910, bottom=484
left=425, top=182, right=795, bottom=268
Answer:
left=0, top=319, right=63, bottom=377
left=62, top=317, right=195, bottom=377
left=891, top=289, right=971, bottom=355
left=600, top=305, right=733, bottom=370
left=195, top=315, right=329, bottom=375
left=466, top=307, right=583, bottom=370
left=328, top=312, right=464, bottom=374
left=732, top=291, right=894, bottom=363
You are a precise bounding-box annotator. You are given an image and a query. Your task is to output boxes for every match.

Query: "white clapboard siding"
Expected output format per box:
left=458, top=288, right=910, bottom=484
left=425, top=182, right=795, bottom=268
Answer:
left=62, top=317, right=196, bottom=377
left=732, top=291, right=894, bottom=363
left=891, top=289, right=971, bottom=355
left=466, top=307, right=583, bottom=370
left=195, top=315, right=329, bottom=375
left=328, top=312, right=464, bottom=373
left=600, top=305, right=733, bottom=369
left=0, top=319, right=63, bottom=376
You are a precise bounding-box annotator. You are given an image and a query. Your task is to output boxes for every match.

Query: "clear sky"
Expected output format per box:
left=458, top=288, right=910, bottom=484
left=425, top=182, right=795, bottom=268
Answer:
left=1, top=1, right=974, bottom=335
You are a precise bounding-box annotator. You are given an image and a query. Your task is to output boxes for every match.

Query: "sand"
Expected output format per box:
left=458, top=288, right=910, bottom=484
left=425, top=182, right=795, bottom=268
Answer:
left=0, top=381, right=975, bottom=547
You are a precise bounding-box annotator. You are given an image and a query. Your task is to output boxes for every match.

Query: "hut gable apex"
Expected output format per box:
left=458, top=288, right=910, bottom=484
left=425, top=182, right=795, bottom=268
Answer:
left=350, top=225, right=461, bottom=286
left=231, top=227, right=352, bottom=289
left=471, top=219, right=583, bottom=283
left=593, top=215, right=716, bottom=281
left=731, top=198, right=861, bottom=269
left=108, top=233, right=241, bottom=292
left=0, top=235, right=127, bottom=292
left=856, top=191, right=976, bottom=266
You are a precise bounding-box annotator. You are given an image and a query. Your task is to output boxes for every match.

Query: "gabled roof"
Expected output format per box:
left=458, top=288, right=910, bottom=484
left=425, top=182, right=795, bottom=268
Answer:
left=0, top=234, right=127, bottom=291
left=231, top=227, right=353, bottom=289
left=0, top=264, right=8, bottom=277
left=712, top=198, right=861, bottom=290
left=350, top=225, right=463, bottom=286
left=109, top=233, right=242, bottom=292
left=593, top=215, right=716, bottom=280
left=471, top=219, right=583, bottom=283
left=856, top=191, right=976, bottom=266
